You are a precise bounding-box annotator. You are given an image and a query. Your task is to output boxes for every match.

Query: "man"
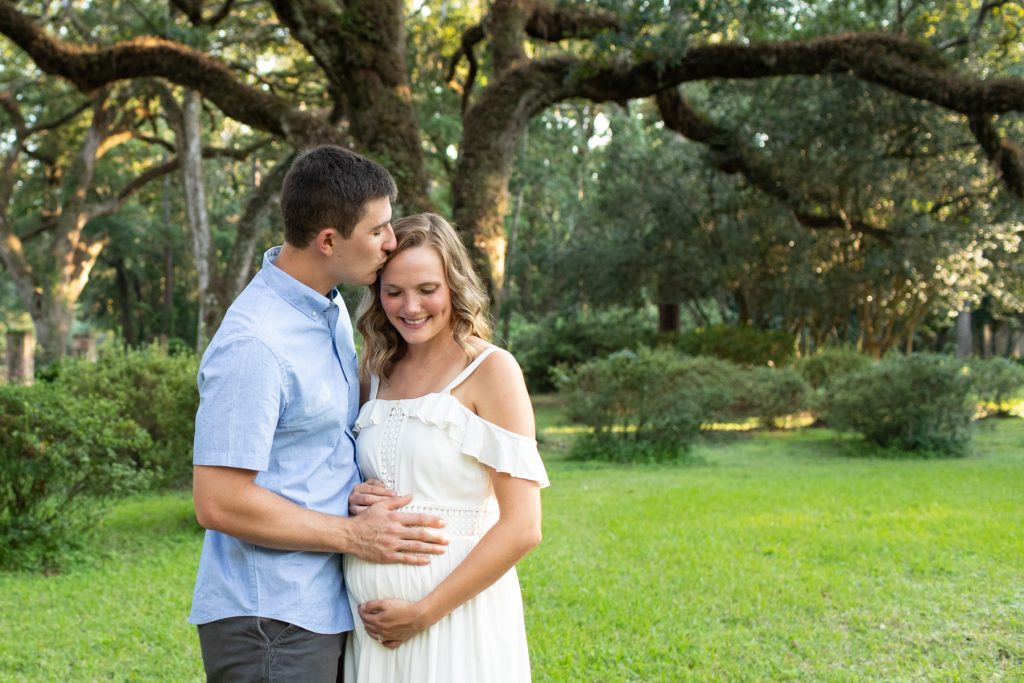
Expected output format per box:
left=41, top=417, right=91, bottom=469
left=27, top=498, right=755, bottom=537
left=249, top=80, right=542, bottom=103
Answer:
left=189, top=145, right=447, bottom=682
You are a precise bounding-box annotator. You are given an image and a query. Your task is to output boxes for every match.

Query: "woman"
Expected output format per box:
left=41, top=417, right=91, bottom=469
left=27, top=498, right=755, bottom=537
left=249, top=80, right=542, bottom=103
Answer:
left=343, top=213, right=549, bottom=682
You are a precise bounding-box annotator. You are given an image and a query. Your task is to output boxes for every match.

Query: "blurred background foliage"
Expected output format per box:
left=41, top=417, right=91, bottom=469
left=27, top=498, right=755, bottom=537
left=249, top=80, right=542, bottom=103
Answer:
left=0, top=0, right=1023, bottom=560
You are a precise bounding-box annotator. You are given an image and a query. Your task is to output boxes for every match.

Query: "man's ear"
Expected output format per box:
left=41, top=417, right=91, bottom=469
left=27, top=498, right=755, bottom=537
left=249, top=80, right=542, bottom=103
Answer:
left=314, top=227, right=339, bottom=255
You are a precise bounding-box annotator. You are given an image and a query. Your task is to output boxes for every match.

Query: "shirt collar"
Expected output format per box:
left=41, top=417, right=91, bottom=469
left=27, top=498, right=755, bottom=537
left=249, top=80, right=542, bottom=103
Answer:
left=261, top=246, right=339, bottom=320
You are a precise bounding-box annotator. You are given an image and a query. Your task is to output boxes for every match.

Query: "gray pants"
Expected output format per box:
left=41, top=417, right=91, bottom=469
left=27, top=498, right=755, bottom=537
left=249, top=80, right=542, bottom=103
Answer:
left=197, top=616, right=346, bottom=682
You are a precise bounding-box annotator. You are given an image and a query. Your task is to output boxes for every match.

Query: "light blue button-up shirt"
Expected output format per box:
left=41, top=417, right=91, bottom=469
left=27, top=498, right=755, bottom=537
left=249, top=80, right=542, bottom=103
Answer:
left=189, top=246, right=361, bottom=634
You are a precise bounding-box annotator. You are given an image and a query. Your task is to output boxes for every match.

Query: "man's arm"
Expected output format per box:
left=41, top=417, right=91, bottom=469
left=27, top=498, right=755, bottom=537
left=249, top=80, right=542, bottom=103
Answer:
left=193, top=465, right=447, bottom=564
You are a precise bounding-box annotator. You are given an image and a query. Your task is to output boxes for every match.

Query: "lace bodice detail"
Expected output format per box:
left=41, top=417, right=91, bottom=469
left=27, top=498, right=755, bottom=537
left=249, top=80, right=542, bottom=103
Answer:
left=377, top=403, right=406, bottom=491
left=353, top=347, right=549, bottom=535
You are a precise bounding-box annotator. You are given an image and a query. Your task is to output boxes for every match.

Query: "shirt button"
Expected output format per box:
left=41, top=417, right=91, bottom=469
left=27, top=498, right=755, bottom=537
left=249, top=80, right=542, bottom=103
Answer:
left=311, top=311, right=318, bottom=318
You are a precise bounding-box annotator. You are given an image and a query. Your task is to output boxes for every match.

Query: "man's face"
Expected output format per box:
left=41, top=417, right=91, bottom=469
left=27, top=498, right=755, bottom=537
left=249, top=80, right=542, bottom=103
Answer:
left=331, top=196, right=396, bottom=286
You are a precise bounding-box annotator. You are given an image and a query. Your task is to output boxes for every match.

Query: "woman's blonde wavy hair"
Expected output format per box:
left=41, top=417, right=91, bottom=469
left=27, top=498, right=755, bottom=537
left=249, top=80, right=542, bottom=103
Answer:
left=357, top=213, right=492, bottom=381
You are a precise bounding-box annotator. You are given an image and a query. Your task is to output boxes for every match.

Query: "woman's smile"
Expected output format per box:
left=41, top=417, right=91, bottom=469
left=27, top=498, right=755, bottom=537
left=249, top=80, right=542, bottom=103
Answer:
left=380, top=245, right=453, bottom=346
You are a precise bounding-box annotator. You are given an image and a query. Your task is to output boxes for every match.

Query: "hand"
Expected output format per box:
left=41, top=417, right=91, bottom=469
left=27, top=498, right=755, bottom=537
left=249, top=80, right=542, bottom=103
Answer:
left=359, top=598, right=433, bottom=649
left=347, top=495, right=448, bottom=565
left=349, top=478, right=396, bottom=515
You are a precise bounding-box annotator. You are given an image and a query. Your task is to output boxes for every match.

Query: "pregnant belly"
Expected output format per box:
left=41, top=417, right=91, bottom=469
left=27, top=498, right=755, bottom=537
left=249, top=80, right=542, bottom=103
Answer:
left=344, top=536, right=478, bottom=604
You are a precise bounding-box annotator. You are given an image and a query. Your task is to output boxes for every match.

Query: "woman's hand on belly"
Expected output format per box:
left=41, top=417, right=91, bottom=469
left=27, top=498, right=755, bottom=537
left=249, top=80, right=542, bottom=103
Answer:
left=348, top=478, right=396, bottom=515
left=359, top=598, right=434, bottom=649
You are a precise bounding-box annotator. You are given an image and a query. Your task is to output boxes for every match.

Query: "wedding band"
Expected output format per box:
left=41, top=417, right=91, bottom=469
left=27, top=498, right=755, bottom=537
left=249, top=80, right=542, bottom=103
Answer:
left=376, top=633, right=383, bottom=643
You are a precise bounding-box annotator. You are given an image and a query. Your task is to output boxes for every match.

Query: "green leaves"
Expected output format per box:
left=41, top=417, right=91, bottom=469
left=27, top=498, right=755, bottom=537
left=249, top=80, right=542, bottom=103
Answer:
left=822, top=353, right=976, bottom=456
left=556, top=347, right=741, bottom=461
left=0, top=382, right=152, bottom=571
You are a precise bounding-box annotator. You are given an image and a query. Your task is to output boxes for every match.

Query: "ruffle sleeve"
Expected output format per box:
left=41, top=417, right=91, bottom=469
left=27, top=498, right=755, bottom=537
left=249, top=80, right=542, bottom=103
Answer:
left=355, top=393, right=550, bottom=488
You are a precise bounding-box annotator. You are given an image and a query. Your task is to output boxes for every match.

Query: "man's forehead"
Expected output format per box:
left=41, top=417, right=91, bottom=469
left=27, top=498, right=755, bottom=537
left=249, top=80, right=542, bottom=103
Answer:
left=361, top=198, right=392, bottom=228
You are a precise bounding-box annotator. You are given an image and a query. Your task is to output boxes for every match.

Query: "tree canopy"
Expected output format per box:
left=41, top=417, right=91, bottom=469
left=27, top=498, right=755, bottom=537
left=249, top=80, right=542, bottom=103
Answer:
left=0, top=0, right=1021, bottom=359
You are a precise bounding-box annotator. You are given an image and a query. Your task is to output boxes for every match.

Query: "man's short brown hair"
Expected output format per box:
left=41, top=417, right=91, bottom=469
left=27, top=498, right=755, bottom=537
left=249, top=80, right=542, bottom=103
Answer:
left=280, top=145, right=398, bottom=247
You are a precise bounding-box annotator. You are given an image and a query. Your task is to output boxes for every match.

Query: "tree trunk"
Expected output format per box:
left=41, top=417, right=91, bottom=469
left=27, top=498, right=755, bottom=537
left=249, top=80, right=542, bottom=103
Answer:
left=163, top=170, right=175, bottom=341
left=5, top=330, right=34, bottom=385
left=211, top=153, right=294, bottom=330
left=268, top=0, right=434, bottom=212
left=658, top=303, right=681, bottom=333
left=956, top=309, right=972, bottom=357
left=178, top=89, right=215, bottom=352
left=994, top=320, right=1010, bottom=357
left=34, top=286, right=75, bottom=364
left=500, top=184, right=525, bottom=341
left=1011, top=329, right=1023, bottom=358
left=981, top=322, right=993, bottom=358
left=112, top=256, right=136, bottom=347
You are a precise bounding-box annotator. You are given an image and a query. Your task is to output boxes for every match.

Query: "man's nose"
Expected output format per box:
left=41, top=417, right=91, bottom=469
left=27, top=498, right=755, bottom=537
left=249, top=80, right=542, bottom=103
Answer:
left=382, top=225, right=397, bottom=251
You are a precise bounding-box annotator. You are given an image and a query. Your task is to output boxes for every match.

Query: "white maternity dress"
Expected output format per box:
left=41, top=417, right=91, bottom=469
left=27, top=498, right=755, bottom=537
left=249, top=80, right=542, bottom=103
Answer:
left=343, top=347, right=550, bottom=683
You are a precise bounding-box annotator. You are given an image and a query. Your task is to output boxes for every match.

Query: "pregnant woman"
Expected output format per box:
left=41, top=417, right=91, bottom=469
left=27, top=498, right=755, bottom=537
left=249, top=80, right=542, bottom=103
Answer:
left=343, top=213, right=549, bottom=682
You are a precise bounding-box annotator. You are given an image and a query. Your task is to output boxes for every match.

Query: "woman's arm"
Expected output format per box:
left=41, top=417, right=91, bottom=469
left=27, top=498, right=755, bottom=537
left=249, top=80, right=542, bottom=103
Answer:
left=357, top=349, right=543, bottom=647
left=358, top=471, right=541, bottom=647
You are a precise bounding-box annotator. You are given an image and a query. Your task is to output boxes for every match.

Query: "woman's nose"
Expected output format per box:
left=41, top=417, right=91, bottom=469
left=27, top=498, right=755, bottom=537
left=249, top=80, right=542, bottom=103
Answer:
left=402, top=296, right=422, bottom=314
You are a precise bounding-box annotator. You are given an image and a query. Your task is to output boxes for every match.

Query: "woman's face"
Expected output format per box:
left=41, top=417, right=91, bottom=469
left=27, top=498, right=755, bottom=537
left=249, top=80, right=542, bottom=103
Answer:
left=379, top=245, right=453, bottom=347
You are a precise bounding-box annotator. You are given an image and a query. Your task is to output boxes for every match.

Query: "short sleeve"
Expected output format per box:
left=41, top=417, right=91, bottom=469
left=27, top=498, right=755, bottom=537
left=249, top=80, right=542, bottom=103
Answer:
left=461, top=418, right=550, bottom=488
left=193, top=336, right=286, bottom=471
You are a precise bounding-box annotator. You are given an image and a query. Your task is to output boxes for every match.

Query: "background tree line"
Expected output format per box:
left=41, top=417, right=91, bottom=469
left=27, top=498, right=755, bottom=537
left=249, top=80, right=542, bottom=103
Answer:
left=0, top=0, right=1020, bottom=364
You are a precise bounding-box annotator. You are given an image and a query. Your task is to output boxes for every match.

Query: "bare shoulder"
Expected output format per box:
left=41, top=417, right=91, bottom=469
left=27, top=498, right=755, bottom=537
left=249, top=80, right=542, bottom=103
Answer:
left=475, top=343, right=524, bottom=380
left=461, top=342, right=535, bottom=438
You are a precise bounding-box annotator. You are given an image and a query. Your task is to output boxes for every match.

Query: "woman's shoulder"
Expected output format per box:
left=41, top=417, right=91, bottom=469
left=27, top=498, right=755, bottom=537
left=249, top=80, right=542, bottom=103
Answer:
left=462, top=340, right=533, bottom=437
left=468, top=340, right=522, bottom=377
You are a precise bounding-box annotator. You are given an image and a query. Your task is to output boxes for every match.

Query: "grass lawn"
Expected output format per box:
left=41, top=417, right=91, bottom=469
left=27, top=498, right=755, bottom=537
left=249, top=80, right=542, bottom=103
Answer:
left=1, top=403, right=1022, bottom=682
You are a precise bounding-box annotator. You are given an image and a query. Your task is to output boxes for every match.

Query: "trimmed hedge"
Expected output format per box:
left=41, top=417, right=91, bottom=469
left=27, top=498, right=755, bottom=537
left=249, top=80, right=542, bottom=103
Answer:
left=795, top=348, right=873, bottom=390
left=44, top=346, right=199, bottom=488
left=738, top=367, right=810, bottom=429
left=966, top=357, right=1024, bottom=416
left=556, top=349, right=739, bottom=462
left=822, top=354, right=974, bottom=456
left=0, top=383, right=152, bottom=570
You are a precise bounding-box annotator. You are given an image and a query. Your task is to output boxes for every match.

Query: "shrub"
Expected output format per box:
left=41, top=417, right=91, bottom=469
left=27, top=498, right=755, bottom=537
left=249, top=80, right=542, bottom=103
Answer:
left=45, top=346, right=199, bottom=488
left=556, top=348, right=739, bottom=461
left=795, top=348, right=874, bottom=390
left=677, top=324, right=795, bottom=367
left=965, top=357, right=1024, bottom=416
left=822, top=354, right=974, bottom=456
left=0, top=383, right=152, bottom=571
left=738, top=367, right=810, bottom=429
left=510, top=307, right=658, bottom=392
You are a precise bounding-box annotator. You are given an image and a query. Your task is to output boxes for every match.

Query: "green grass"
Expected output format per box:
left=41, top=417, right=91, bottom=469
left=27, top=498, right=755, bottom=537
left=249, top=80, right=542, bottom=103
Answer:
left=2, top=409, right=1023, bottom=681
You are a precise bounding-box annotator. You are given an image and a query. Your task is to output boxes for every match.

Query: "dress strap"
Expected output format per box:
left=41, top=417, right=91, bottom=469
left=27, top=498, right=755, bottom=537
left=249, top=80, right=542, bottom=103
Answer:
left=369, top=373, right=381, bottom=400
left=441, top=347, right=499, bottom=394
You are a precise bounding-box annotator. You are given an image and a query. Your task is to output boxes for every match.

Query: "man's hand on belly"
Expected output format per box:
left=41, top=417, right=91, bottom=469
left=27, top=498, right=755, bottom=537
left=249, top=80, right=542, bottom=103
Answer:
left=343, top=495, right=448, bottom=565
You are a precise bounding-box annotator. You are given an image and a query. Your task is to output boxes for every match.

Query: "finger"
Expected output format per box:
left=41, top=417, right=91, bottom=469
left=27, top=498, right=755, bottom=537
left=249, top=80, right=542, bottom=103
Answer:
left=360, top=600, right=386, bottom=613
left=393, top=512, right=446, bottom=529
left=363, top=478, right=388, bottom=488
left=350, top=504, right=369, bottom=515
left=356, top=485, right=396, bottom=497
left=401, top=526, right=449, bottom=545
left=364, top=485, right=395, bottom=497
left=400, top=539, right=449, bottom=555
left=350, top=493, right=394, bottom=508
left=390, top=552, right=432, bottom=566
left=380, top=494, right=413, bottom=511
